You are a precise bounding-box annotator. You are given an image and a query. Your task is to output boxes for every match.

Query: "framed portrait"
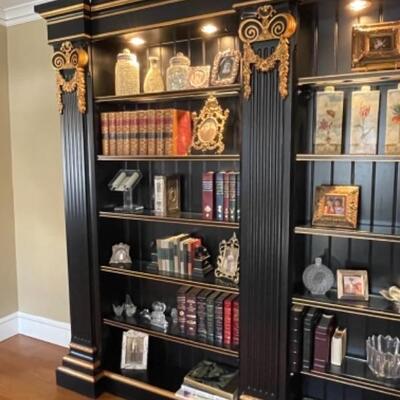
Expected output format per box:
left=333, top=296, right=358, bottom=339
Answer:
left=215, top=232, right=239, bottom=284
left=337, top=269, right=369, bottom=301
left=210, top=49, right=241, bottom=86
left=312, top=185, right=360, bottom=229
left=385, top=87, right=400, bottom=154
left=188, top=66, right=210, bottom=89
left=315, top=88, right=344, bottom=154
left=349, top=88, right=380, bottom=155
left=352, top=21, right=400, bottom=71
left=121, top=330, right=149, bottom=370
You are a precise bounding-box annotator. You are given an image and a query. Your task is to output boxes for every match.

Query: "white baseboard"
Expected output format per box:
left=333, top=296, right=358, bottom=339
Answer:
left=0, top=313, right=18, bottom=342
left=0, top=312, right=71, bottom=348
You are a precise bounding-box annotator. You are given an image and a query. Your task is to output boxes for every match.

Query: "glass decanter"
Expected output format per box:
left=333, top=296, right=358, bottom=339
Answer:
left=143, top=56, right=165, bottom=93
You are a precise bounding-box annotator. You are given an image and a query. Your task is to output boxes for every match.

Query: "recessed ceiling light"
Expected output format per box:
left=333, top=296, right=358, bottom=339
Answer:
left=201, top=24, right=218, bottom=35
left=130, top=37, right=145, bottom=46
left=347, top=0, right=372, bottom=12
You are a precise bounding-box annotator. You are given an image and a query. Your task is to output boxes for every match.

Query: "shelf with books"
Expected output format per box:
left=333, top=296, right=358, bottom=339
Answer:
left=296, top=154, right=400, bottom=163
left=97, top=154, right=241, bottom=162
left=301, top=356, right=400, bottom=397
left=294, top=224, right=400, bottom=243
left=95, top=84, right=242, bottom=104
left=101, top=265, right=239, bottom=295
left=297, top=70, right=400, bottom=88
left=292, top=291, right=400, bottom=322
left=99, top=210, right=240, bottom=229
left=103, top=316, right=239, bottom=358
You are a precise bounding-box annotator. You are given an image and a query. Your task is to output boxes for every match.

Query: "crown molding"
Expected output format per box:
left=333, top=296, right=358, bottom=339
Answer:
left=0, top=0, right=49, bottom=27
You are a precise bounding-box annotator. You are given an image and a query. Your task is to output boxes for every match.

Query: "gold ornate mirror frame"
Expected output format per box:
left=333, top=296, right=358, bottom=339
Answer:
left=190, top=95, right=229, bottom=154
left=238, top=4, right=297, bottom=99
left=52, top=41, right=89, bottom=114
left=215, top=232, right=240, bottom=285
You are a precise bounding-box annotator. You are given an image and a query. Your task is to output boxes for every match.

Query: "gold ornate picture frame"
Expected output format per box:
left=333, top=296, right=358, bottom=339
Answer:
left=352, top=21, right=400, bottom=71
left=215, top=233, right=240, bottom=284
left=312, top=185, right=360, bottom=229
left=337, top=269, right=369, bottom=301
left=190, top=96, right=229, bottom=154
left=210, top=49, right=241, bottom=86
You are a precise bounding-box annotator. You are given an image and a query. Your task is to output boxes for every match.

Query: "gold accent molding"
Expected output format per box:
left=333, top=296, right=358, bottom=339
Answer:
left=63, top=355, right=101, bottom=370
left=39, top=3, right=90, bottom=19
left=70, top=341, right=97, bottom=354
left=52, top=41, right=89, bottom=114
left=238, top=4, right=296, bottom=99
left=57, top=366, right=104, bottom=383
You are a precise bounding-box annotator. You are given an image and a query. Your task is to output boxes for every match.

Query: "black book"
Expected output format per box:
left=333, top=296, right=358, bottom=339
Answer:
left=289, top=305, right=306, bottom=373
left=302, top=308, right=321, bottom=371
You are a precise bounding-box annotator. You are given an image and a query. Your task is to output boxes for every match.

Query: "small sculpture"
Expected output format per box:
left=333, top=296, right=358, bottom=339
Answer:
left=150, top=301, right=169, bottom=331
left=380, top=286, right=400, bottom=312
left=109, top=243, right=132, bottom=268
left=113, top=304, right=125, bottom=318
left=124, top=294, right=137, bottom=318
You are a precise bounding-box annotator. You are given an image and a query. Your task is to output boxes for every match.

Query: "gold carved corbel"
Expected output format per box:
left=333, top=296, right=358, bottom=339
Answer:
left=52, top=41, right=89, bottom=114
left=238, top=4, right=297, bottom=99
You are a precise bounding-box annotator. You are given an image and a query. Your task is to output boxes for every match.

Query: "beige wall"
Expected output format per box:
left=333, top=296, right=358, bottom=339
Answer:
left=7, top=20, right=70, bottom=323
left=0, top=25, right=18, bottom=318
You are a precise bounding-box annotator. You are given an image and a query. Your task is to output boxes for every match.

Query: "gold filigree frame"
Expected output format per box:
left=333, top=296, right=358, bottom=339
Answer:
left=215, top=232, right=240, bottom=284
left=238, top=4, right=297, bottom=99
left=52, top=41, right=89, bottom=114
left=190, top=96, right=229, bottom=155
left=210, top=49, right=241, bottom=86
left=312, top=185, right=360, bottom=230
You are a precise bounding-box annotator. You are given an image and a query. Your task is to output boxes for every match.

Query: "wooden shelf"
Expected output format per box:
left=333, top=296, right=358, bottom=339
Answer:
left=97, top=154, right=241, bottom=162
left=99, top=210, right=239, bottom=229
left=292, top=291, right=400, bottom=322
left=294, top=224, right=400, bottom=243
left=101, top=265, right=239, bottom=294
left=296, top=154, right=400, bottom=162
left=297, top=70, right=400, bottom=88
left=301, top=357, right=400, bottom=398
left=103, top=317, right=239, bottom=358
left=95, top=84, right=242, bottom=104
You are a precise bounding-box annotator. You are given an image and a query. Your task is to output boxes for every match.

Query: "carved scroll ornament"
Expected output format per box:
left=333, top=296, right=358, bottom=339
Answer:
left=52, top=41, right=89, bottom=114
left=238, top=5, right=297, bottom=99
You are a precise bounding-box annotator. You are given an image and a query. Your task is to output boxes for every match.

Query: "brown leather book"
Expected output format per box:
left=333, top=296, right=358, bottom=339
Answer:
left=138, top=110, right=148, bottom=155
left=115, top=112, right=124, bottom=155
left=128, top=111, right=138, bottom=155
left=163, top=109, right=174, bottom=155
left=108, top=112, right=117, bottom=156
left=100, top=113, right=109, bottom=156
left=155, top=109, right=164, bottom=155
left=313, top=314, right=336, bottom=372
left=122, top=111, right=130, bottom=155
left=147, top=109, right=156, bottom=155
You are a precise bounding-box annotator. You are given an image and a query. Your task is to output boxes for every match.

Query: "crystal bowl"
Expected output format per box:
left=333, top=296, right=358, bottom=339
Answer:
left=366, top=335, right=400, bottom=379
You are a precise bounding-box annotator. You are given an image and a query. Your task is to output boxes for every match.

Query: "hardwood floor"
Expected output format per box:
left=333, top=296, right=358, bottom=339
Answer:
left=0, top=335, right=121, bottom=400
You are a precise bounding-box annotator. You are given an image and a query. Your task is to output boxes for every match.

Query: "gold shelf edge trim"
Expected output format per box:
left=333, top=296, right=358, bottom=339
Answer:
left=63, top=355, right=100, bottom=370
left=91, top=0, right=154, bottom=12
left=70, top=342, right=97, bottom=354
left=296, top=154, right=400, bottom=162
left=104, top=370, right=177, bottom=399
left=103, top=319, right=239, bottom=357
left=39, top=4, right=90, bottom=18
left=97, top=156, right=241, bottom=162
left=100, top=266, right=239, bottom=294
left=301, top=370, right=400, bottom=397
left=57, top=366, right=103, bottom=383
left=294, top=227, right=400, bottom=243
left=292, top=298, right=400, bottom=321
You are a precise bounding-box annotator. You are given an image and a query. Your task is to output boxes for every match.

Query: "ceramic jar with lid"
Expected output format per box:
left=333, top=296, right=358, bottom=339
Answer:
left=115, top=49, right=140, bottom=96
left=166, top=52, right=191, bottom=91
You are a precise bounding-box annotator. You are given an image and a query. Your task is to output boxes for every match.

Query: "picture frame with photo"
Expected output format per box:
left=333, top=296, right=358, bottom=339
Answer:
left=312, top=185, right=360, bottom=229
left=337, top=269, right=369, bottom=301
left=210, top=49, right=241, bottom=86
left=121, top=329, right=149, bottom=370
left=349, top=87, right=380, bottom=155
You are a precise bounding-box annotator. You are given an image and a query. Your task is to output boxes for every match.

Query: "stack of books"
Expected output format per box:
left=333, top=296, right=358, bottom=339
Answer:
left=100, top=109, right=192, bottom=156
left=177, top=287, right=239, bottom=349
left=176, top=360, right=239, bottom=400
left=202, top=171, right=240, bottom=222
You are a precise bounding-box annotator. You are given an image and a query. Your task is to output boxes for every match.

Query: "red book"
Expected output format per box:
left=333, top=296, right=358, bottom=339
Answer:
left=100, top=113, right=109, bottom=156
left=223, top=294, right=236, bottom=348
left=232, top=296, right=239, bottom=349
left=187, top=238, right=201, bottom=275
left=177, top=286, right=190, bottom=335
left=202, top=172, right=215, bottom=220
left=223, top=172, right=230, bottom=221
left=176, top=110, right=192, bottom=155
left=313, top=314, right=336, bottom=372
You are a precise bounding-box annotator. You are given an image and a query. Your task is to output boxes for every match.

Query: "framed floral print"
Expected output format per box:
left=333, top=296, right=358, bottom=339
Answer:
left=312, top=185, right=360, bottom=229
left=349, top=87, right=380, bottom=154
left=385, top=86, right=400, bottom=154
left=314, top=88, right=344, bottom=154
